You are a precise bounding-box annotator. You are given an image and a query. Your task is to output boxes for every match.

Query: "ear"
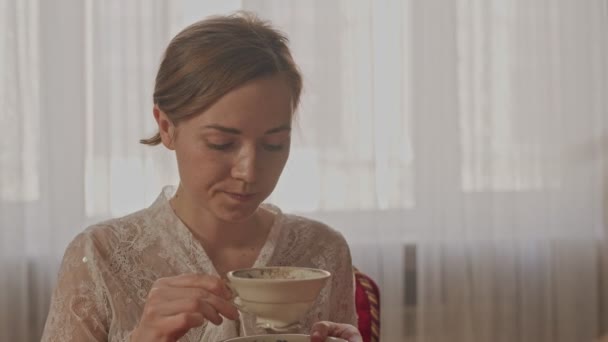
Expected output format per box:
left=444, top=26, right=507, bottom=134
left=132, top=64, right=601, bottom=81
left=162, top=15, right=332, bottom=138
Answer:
left=153, top=105, right=176, bottom=150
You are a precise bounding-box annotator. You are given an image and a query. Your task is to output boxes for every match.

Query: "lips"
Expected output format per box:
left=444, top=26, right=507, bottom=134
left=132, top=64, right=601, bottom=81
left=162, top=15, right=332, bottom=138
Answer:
left=223, top=191, right=256, bottom=202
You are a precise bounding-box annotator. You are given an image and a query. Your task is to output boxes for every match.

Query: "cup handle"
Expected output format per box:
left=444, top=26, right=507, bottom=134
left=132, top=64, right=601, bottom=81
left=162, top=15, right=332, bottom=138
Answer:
left=233, top=296, right=249, bottom=313
left=226, top=282, right=249, bottom=313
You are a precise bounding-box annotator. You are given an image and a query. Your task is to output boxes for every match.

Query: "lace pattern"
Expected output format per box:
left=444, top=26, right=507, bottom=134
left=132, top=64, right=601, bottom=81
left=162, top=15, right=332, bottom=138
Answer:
left=41, top=186, right=357, bottom=341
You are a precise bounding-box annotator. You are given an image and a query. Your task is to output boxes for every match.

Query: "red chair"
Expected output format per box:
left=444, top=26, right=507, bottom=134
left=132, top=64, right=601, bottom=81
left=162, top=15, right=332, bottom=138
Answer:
left=354, top=267, right=380, bottom=342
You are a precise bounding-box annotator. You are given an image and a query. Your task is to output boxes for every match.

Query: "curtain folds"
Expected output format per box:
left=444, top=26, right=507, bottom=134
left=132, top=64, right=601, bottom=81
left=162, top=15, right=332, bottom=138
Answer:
left=1, top=0, right=606, bottom=341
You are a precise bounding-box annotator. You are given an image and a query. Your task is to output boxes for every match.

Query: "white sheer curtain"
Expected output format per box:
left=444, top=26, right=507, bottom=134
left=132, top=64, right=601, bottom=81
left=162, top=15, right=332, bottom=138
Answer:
left=1, top=0, right=607, bottom=341
left=251, top=1, right=608, bottom=340
left=1, top=0, right=178, bottom=340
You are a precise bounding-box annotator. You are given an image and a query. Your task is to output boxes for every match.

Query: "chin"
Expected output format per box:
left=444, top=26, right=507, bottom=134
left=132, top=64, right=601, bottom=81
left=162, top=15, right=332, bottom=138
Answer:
left=214, top=204, right=260, bottom=223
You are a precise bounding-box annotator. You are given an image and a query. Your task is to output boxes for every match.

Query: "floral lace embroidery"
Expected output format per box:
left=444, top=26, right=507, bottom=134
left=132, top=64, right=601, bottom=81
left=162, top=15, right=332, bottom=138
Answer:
left=41, top=186, right=356, bottom=342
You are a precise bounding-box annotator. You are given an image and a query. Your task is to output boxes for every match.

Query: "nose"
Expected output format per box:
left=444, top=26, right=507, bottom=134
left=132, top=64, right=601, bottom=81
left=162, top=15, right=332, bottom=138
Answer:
left=231, top=145, right=257, bottom=184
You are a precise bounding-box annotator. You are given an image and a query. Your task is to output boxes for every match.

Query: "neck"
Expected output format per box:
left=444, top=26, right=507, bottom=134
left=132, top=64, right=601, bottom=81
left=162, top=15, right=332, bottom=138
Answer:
left=169, top=184, right=268, bottom=249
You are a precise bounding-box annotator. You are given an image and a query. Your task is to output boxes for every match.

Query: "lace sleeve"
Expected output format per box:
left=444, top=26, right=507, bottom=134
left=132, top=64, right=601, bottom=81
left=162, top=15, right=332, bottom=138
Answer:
left=328, top=233, right=358, bottom=326
left=41, top=232, right=113, bottom=342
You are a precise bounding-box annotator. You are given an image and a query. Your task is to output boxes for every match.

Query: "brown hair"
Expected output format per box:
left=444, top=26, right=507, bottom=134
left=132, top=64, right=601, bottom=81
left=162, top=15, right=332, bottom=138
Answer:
left=141, top=11, right=303, bottom=145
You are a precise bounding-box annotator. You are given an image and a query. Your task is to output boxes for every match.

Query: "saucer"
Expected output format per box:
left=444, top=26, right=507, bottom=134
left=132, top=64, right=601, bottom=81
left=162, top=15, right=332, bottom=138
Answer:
left=223, top=334, right=347, bottom=342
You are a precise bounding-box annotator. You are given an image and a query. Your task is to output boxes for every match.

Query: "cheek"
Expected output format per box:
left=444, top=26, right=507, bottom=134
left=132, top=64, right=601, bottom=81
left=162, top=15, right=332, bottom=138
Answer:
left=262, top=152, right=290, bottom=181
left=175, top=147, right=232, bottom=185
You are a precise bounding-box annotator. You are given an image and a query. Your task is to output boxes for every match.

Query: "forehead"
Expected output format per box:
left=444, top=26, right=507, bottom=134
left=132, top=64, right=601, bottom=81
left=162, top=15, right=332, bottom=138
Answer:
left=188, top=75, right=294, bottom=131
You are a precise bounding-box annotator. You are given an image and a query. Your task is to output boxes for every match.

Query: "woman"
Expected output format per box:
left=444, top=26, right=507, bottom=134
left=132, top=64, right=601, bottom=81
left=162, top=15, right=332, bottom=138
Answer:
left=41, top=12, right=362, bottom=342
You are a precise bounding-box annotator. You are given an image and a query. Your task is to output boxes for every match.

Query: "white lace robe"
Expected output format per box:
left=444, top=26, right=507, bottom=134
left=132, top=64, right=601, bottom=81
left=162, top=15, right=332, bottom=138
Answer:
left=41, top=187, right=357, bottom=341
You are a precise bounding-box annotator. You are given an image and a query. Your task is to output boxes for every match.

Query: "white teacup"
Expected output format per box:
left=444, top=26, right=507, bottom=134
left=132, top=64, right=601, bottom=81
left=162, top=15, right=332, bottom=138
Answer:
left=226, top=267, right=331, bottom=330
left=224, top=334, right=346, bottom=342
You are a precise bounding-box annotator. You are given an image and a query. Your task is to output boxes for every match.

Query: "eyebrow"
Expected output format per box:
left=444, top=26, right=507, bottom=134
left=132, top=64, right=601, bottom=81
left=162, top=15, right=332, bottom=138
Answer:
left=203, top=124, right=291, bottom=135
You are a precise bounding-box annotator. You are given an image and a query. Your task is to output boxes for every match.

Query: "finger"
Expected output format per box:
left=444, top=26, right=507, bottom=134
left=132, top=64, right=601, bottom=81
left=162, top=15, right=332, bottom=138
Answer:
left=343, top=326, right=363, bottom=342
left=310, top=321, right=330, bottom=342
left=156, top=274, right=233, bottom=299
left=341, top=327, right=363, bottom=342
left=148, top=287, right=215, bottom=302
left=203, top=294, right=240, bottom=321
left=198, top=301, right=224, bottom=325
left=155, top=298, right=224, bottom=325
left=169, top=289, right=239, bottom=321
left=311, top=322, right=363, bottom=342
left=161, top=312, right=206, bottom=338
left=153, top=293, right=239, bottom=322
left=147, top=286, right=239, bottom=321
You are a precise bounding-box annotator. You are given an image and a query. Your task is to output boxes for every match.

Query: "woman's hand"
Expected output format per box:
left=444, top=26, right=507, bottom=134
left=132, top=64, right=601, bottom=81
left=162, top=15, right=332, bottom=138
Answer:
left=130, top=274, right=239, bottom=342
left=310, top=321, right=363, bottom=342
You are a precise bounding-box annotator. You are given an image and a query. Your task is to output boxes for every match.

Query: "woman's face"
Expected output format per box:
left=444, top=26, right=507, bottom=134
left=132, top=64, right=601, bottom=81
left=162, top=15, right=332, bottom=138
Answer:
left=157, top=75, right=293, bottom=222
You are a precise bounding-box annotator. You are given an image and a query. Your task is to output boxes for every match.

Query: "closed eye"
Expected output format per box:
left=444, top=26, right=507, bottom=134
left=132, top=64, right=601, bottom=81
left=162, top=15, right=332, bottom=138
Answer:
left=262, top=143, right=285, bottom=152
left=207, top=142, right=234, bottom=150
